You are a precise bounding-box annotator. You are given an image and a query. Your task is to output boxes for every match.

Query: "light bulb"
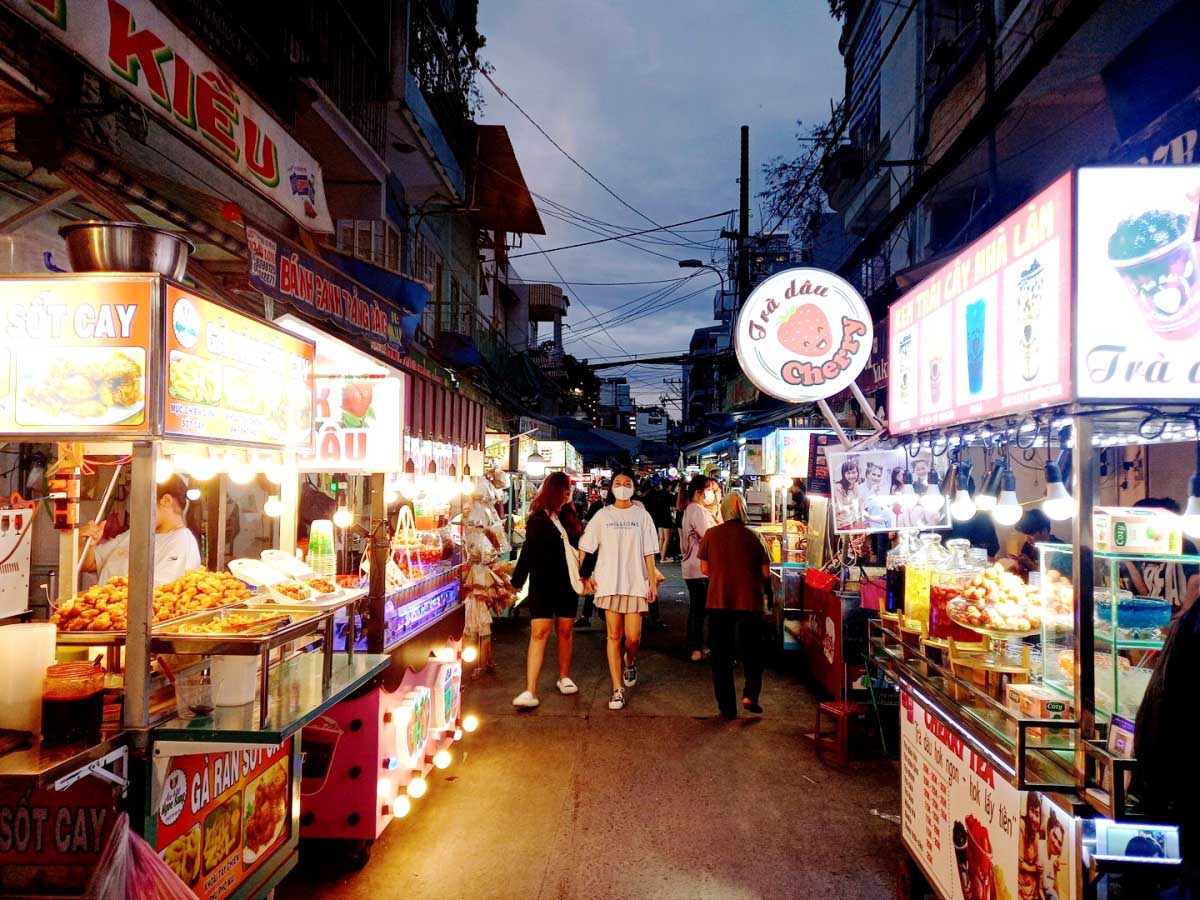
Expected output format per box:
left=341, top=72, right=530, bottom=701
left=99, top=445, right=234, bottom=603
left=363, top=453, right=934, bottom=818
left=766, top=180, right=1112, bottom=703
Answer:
left=392, top=795, right=412, bottom=818
left=385, top=488, right=400, bottom=505
left=896, top=473, right=918, bottom=510
left=453, top=729, right=463, bottom=741
left=433, top=749, right=452, bottom=770
left=992, top=470, right=1022, bottom=526
left=406, top=776, right=428, bottom=799
left=155, top=457, right=175, bottom=483
left=919, top=472, right=945, bottom=514
left=263, top=462, right=284, bottom=484
left=228, top=462, right=255, bottom=485
left=333, top=506, right=354, bottom=529
left=950, top=490, right=977, bottom=521
left=462, top=714, right=479, bottom=733
left=433, top=646, right=456, bottom=663
left=264, top=496, right=282, bottom=518
left=186, top=455, right=216, bottom=481
left=1042, top=462, right=1074, bottom=521
left=186, top=487, right=202, bottom=502
left=975, top=460, right=1004, bottom=511
left=461, top=644, right=478, bottom=664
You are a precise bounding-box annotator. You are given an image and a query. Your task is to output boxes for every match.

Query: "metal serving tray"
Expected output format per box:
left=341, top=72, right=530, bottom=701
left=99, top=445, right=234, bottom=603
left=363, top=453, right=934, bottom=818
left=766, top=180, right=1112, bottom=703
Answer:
left=54, top=598, right=246, bottom=646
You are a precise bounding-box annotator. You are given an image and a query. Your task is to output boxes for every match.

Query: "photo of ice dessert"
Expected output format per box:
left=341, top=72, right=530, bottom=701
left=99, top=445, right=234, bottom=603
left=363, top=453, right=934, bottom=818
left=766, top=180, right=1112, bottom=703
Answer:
left=1107, top=206, right=1200, bottom=339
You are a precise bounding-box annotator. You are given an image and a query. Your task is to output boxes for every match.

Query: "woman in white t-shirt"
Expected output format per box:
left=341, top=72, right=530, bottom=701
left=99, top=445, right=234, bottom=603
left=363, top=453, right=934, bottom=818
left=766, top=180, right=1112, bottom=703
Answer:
left=80, top=475, right=202, bottom=587
left=579, top=471, right=660, bottom=711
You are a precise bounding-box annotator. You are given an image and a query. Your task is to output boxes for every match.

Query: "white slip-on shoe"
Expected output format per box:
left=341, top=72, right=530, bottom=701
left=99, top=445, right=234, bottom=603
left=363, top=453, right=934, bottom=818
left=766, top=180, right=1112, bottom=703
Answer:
left=512, top=691, right=539, bottom=709
left=556, top=677, right=579, bottom=695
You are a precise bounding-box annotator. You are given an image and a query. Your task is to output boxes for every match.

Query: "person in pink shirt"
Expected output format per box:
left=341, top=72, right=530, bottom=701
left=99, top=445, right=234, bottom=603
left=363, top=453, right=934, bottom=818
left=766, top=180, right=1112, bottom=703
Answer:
left=681, top=474, right=722, bottom=662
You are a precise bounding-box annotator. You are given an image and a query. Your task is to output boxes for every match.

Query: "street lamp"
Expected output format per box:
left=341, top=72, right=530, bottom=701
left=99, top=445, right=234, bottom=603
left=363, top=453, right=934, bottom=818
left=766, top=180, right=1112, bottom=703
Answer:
left=678, top=259, right=728, bottom=301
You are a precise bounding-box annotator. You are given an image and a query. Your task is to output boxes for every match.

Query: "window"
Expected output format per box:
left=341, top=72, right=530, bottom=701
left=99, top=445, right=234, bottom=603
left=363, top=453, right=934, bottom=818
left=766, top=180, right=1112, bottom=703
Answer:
left=334, top=219, right=403, bottom=272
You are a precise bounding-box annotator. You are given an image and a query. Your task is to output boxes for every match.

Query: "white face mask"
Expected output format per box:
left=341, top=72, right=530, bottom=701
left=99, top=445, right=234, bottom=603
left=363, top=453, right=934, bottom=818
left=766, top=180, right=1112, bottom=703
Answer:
left=612, top=485, right=635, bottom=501
left=702, top=490, right=716, bottom=505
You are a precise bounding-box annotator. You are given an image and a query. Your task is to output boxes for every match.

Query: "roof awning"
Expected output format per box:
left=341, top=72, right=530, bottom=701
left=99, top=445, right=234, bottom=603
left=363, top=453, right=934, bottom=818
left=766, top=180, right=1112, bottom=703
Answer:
left=471, top=125, right=545, bottom=235
left=323, top=248, right=430, bottom=318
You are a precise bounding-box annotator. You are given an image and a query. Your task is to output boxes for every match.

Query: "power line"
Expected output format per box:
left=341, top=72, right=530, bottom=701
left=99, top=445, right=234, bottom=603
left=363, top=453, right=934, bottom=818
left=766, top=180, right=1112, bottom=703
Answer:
left=526, top=234, right=625, bottom=357
left=506, top=210, right=734, bottom=260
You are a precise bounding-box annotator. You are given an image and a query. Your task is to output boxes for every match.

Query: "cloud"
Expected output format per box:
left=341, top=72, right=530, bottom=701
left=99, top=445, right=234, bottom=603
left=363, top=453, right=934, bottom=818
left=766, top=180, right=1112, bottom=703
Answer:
left=478, top=0, right=843, bottom=403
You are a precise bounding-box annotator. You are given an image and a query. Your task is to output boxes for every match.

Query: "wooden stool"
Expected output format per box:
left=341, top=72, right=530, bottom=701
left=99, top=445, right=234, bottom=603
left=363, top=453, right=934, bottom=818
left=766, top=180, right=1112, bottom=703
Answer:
left=815, top=700, right=872, bottom=767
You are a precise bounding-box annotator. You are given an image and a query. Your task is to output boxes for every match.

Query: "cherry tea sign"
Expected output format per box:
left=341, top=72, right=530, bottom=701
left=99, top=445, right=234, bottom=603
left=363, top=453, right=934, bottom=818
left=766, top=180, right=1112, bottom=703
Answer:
left=734, top=268, right=873, bottom=403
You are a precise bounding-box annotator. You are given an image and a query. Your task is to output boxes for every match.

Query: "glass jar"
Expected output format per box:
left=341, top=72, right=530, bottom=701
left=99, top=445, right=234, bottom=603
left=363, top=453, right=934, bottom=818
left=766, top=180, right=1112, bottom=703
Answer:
left=885, top=531, right=917, bottom=617
left=930, top=538, right=978, bottom=642
left=968, top=547, right=989, bottom=571
left=904, top=532, right=947, bottom=633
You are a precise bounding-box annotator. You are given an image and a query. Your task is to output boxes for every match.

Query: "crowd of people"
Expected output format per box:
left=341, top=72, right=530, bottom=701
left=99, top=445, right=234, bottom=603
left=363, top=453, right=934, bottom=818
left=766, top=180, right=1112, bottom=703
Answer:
left=508, top=470, right=771, bottom=717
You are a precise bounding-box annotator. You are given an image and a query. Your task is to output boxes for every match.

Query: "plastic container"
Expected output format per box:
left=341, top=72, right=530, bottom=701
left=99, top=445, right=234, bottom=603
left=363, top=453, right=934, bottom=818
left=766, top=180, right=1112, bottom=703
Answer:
left=904, top=533, right=947, bottom=633
left=175, top=674, right=214, bottom=719
left=929, top=538, right=978, bottom=642
left=307, top=520, right=336, bottom=578
left=211, top=656, right=259, bottom=707
left=0, top=622, right=57, bottom=732
left=41, top=661, right=105, bottom=745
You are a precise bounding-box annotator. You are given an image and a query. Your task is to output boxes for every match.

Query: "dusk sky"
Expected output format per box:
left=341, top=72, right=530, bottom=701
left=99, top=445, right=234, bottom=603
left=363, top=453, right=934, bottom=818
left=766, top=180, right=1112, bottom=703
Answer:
left=477, top=1, right=844, bottom=408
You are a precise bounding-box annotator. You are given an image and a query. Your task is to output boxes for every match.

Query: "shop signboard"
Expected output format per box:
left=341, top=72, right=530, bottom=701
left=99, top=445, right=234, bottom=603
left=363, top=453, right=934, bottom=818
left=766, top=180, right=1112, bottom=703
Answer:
left=394, top=686, right=432, bottom=771
left=825, top=447, right=949, bottom=534
left=760, top=431, right=778, bottom=475
left=775, top=429, right=811, bottom=477
left=734, top=268, right=873, bottom=404
left=536, top=441, right=567, bottom=468
left=431, top=660, right=462, bottom=730
left=1075, top=165, right=1200, bottom=401
left=739, top=442, right=764, bottom=476
left=563, top=442, right=582, bottom=473
left=0, top=275, right=154, bottom=435
left=278, top=319, right=404, bottom=473
left=0, top=776, right=118, bottom=893
left=164, top=285, right=314, bottom=449
left=900, top=689, right=1076, bottom=900
left=485, top=433, right=510, bottom=470
left=806, top=433, right=839, bottom=495
left=246, top=225, right=409, bottom=366
left=888, top=173, right=1074, bottom=435
left=9, top=0, right=333, bottom=232
left=154, top=740, right=294, bottom=900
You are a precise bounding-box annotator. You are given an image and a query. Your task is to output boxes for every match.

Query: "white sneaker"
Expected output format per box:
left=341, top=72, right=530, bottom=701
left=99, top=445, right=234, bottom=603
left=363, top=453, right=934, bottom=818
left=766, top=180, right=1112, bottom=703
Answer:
left=512, top=691, right=539, bottom=709
left=556, top=677, right=579, bottom=695
left=608, top=689, right=626, bottom=710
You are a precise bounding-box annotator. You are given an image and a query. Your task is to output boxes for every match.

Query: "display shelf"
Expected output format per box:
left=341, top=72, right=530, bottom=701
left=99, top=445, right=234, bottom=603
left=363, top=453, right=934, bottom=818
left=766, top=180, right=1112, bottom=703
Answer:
left=152, top=652, right=389, bottom=744
left=0, top=732, right=127, bottom=788
left=1037, top=543, right=1200, bottom=565
left=1094, top=632, right=1165, bottom=650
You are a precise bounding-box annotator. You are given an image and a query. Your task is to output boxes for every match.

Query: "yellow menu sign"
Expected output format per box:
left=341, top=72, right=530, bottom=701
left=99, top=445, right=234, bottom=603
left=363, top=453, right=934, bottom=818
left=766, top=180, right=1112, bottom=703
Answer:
left=0, top=276, right=155, bottom=434
left=164, top=285, right=314, bottom=448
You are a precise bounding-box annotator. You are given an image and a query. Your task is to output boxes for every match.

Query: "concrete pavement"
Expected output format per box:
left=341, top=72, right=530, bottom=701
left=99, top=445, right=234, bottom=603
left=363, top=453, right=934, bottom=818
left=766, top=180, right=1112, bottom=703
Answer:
left=281, top=563, right=903, bottom=900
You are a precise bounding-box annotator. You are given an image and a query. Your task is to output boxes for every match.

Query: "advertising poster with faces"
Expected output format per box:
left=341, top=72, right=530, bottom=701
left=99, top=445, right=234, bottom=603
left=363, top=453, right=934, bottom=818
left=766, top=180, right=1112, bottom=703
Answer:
left=888, top=173, right=1073, bottom=434
left=1076, top=166, right=1200, bottom=401
left=825, top=447, right=950, bottom=534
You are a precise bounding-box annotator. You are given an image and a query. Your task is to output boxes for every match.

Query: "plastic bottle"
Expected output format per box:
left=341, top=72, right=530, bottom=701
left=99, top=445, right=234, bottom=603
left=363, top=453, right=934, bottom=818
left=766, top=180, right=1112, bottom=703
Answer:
left=885, top=532, right=916, bottom=617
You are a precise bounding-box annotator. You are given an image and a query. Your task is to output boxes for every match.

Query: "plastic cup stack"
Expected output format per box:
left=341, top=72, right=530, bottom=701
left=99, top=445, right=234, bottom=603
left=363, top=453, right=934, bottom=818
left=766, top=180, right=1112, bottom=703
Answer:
left=308, top=519, right=336, bottom=577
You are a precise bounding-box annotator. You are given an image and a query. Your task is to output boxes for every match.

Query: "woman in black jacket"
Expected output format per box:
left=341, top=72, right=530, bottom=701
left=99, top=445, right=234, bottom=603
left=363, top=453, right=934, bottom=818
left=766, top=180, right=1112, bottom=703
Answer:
left=511, top=471, right=583, bottom=709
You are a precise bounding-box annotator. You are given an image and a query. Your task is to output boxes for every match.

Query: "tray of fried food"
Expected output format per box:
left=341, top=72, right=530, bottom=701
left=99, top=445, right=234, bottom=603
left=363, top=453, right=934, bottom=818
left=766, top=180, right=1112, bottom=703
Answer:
left=53, top=570, right=254, bottom=643
left=159, top=609, right=297, bottom=636
left=151, top=604, right=325, bottom=654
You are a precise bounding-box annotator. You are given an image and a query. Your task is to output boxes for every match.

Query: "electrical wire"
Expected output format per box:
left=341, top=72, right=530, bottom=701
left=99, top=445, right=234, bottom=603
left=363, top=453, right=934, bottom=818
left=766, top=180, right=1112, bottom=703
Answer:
left=506, top=210, right=734, bottom=260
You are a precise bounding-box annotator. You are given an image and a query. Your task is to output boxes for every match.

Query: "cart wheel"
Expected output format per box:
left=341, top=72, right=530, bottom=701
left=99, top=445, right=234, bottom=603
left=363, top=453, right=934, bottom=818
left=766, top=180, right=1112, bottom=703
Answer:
left=347, top=840, right=373, bottom=870
left=896, top=852, right=928, bottom=900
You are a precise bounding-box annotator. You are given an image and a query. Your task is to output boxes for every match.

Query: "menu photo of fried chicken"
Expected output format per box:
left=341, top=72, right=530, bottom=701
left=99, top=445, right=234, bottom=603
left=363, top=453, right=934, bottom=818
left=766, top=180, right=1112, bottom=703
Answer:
left=16, top=347, right=146, bottom=425
left=243, top=757, right=289, bottom=864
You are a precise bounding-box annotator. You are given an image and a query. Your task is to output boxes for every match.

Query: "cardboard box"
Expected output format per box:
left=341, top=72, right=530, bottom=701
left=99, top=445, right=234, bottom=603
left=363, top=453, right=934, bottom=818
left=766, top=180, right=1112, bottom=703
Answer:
left=1007, top=684, right=1073, bottom=741
left=1094, top=507, right=1182, bottom=556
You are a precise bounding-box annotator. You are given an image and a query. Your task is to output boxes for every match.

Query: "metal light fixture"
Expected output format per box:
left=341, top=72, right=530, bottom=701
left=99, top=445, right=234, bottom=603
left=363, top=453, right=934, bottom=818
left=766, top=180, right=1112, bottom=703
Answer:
left=919, top=469, right=945, bottom=513
left=975, top=459, right=1004, bottom=511
left=896, top=470, right=918, bottom=510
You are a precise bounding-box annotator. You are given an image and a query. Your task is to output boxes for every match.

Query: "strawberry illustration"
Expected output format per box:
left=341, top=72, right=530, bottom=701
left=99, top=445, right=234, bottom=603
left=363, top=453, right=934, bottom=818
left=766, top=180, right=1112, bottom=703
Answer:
left=778, top=303, right=832, bottom=357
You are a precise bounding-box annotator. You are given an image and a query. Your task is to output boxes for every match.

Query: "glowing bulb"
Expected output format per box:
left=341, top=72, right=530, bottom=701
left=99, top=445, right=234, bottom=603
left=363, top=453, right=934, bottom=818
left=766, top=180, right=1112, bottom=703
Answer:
left=228, top=462, right=256, bottom=485
left=992, top=471, right=1022, bottom=526
left=896, top=473, right=917, bottom=511
left=461, top=644, right=478, bottom=664
left=392, top=795, right=412, bottom=818
left=433, top=749, right=452, bottom=770
left=919, top=477, right=945, bottom=513
left=406, top=776, right=428, bottom=799
left=186, top=488, right=202, bottom=502
left=333, top=506, right=354, bottom=529
left=453, top=729, right=463, bottom=741
left=263, top=462, right=284, bottom=484
left=950, top=490, right=977, bottom=522
left=186, top=455, right=216, bottom=481
left=1041, top=462, right=1074, bottom=521
left=264, top=496, right=282, bottom=518
left=462, top=714, right=479, bottom=733
left=433, top=646, right=456, bottom=663
left=384, top=489, right=400, bottom=505
left=155, top=457, right=175, bottom=483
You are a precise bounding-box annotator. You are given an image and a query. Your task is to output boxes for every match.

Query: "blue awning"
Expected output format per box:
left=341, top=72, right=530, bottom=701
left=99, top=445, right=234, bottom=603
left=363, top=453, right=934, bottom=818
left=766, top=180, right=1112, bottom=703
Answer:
left=742, top=425, right=776, bottom=441
left=557, top=427, right=633, bottom=462
left=326, top=250, right=430, bottom=318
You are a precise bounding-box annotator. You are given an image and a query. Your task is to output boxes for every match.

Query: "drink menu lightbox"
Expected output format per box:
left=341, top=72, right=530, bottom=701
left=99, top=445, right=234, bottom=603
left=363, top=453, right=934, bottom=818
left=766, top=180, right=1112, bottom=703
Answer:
left=887, top=173, right=1074, bottom=435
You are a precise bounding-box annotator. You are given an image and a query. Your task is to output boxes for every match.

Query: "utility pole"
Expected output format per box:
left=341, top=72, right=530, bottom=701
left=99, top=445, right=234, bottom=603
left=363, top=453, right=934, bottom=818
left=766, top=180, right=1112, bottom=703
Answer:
left=737, top=125, right=751, bottom=304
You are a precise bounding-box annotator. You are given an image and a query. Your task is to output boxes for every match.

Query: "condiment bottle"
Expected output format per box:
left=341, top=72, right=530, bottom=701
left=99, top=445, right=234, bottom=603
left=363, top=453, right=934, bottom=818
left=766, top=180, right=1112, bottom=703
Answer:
left=885, top=531, right=917, bottom=617
left=904, top=532, right=947, bottom=633
left=930, top=538, right=977, bottom=642
left=41, top=661, right=105, bottom=746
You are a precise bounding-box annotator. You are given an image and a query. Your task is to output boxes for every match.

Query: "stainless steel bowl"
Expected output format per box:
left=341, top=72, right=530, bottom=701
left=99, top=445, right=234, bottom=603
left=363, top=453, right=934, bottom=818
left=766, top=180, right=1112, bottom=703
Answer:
left=58, top=221, right=194, bottom=280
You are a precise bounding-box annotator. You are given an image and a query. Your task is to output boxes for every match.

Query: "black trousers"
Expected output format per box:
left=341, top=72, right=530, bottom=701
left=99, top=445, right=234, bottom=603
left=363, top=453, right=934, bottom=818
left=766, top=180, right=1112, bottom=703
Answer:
left=708, top=609, right=764, bottom=716
left=685, top=578, right=708, bottom=652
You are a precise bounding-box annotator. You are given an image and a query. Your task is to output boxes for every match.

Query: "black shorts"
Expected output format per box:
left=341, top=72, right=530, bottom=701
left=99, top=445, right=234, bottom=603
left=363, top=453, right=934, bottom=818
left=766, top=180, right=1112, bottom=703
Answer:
left=526, top=591, right=579, bottom=620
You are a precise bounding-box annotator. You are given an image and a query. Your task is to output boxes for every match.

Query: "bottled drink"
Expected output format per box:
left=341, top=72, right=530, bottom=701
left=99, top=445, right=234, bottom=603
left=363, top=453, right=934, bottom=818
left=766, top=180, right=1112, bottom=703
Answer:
left=885, top=531, right=917, bottom=617
left=904, top=532, right=947, bottom=633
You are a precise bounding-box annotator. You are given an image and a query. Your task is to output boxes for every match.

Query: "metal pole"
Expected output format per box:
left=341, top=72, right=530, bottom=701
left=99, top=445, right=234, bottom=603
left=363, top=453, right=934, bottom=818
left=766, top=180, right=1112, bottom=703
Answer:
left=737, top=125, right=751, bottom=305
left=279, top=454, right=299, bottom=556
left=124, top=442, right=158, bottom=732
left=1071, top=415, right=1095, bottom=786
left=367, top=471, right=387, bottom=654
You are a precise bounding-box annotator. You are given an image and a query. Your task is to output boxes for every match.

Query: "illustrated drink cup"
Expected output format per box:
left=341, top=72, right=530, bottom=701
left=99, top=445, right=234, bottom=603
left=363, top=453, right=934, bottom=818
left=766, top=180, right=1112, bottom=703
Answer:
left=966, top=815, right=994, bottom=900
left=898, top=334, right=914, bottom=405
left=953, top=821, right=974, bottom=900
left=928, top=354, right=942, bottom=406
left=1017, top=259, right=1043, bottom=382
left=966, top=300, right=985, bottom=395
left=1108, top=207, right=1200, bottom=340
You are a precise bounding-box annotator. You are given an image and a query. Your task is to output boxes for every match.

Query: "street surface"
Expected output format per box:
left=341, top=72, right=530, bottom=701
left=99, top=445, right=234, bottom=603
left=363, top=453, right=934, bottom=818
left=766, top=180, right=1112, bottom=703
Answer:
left=282, top=563, right=903, bottom=899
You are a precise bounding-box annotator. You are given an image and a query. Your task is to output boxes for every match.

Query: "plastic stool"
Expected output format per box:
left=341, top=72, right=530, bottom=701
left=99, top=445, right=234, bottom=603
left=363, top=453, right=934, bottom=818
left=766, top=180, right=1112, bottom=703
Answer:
left=814, top=700, right=871, bottom=767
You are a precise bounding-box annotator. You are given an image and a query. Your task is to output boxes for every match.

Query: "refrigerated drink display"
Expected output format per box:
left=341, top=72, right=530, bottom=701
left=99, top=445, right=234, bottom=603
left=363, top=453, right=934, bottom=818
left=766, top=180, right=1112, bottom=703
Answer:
left=929, top=538, right=979, bottom=642
left=904, top=532, right=947, bottom=633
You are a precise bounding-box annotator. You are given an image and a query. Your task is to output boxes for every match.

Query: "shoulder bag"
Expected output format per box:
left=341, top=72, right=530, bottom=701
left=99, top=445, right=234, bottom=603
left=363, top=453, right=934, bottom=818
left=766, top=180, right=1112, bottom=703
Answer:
left=550, top=514, right=586, bottom=595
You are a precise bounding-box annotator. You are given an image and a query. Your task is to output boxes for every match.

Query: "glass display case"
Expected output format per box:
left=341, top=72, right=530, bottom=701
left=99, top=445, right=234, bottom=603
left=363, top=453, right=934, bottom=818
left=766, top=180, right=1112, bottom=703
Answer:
left=1038, top=543, right=1179, bottom=724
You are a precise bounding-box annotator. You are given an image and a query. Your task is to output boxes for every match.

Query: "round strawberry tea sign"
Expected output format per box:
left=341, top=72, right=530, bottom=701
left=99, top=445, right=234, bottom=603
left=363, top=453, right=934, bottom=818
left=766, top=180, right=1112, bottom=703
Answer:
left=733, top=267, right=873, bottom=403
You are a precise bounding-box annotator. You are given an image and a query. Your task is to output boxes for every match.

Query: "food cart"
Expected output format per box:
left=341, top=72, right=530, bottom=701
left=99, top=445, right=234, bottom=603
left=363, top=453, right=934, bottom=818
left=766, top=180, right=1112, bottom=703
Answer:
left=269, top=319, right=480, bottom=865
left=876, top=165, right=1200, bottom=899
left=0, top=234, right=391, bottom=898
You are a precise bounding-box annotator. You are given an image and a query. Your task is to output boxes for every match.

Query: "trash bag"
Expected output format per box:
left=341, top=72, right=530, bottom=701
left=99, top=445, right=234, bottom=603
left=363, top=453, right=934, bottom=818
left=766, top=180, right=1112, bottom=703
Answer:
left=85, top=812, right=199, bottom=900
